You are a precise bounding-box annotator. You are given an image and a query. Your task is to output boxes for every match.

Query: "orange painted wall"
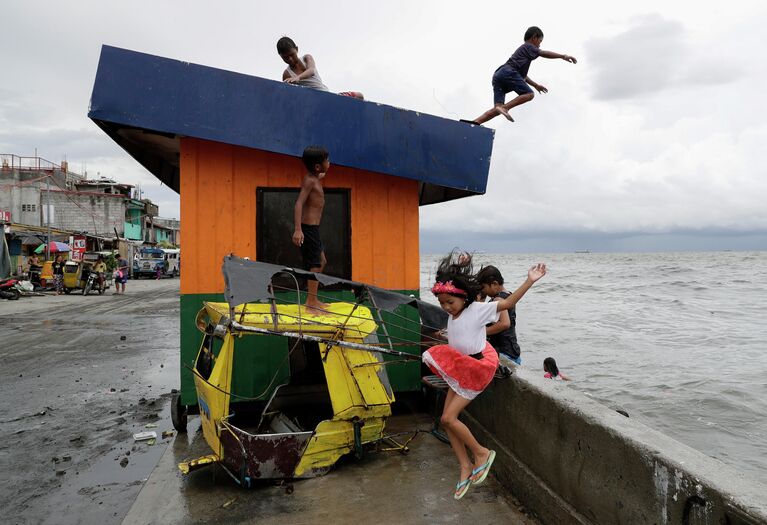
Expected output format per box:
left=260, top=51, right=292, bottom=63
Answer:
left=180, top=138, right=420, bottom=295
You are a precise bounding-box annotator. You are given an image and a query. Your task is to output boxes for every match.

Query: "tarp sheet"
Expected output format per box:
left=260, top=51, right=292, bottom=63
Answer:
left=222, top=255, right=447, bottom=333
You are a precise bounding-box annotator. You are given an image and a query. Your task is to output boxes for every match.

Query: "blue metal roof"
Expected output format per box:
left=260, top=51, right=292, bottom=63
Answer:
left=88, top=46, right=494, bottom=205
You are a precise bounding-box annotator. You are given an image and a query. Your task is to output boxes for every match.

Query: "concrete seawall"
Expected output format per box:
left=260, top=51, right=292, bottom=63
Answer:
left=464, top=362, right=767, bottom=524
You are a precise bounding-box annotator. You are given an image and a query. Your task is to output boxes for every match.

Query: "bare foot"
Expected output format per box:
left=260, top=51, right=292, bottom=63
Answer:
left=496, top=107, right=514, bottom=122
left=305, top=301, right=330, bottom=313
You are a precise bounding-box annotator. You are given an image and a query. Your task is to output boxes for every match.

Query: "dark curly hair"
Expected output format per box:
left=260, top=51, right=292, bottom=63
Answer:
left=434, top=250, right=481, bottom=306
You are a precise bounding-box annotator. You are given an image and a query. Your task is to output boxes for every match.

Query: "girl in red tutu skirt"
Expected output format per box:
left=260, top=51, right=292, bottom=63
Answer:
left=422, top=252, right=547, bottom=499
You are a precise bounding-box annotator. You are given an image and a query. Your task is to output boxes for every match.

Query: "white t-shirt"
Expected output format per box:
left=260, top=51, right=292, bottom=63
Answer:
left=446, top=301, right=500, bottom=355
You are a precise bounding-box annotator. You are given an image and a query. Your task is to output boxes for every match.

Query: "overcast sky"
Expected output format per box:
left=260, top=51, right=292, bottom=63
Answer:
left=1, top=1, right=765, bottom=252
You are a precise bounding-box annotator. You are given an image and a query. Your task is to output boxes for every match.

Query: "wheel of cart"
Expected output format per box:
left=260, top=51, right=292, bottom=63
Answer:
left=171, top=389, right=188, bottom=432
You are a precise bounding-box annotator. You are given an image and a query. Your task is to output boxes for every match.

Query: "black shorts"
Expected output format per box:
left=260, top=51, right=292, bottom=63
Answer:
left=300, top=224, right=324, bottom=270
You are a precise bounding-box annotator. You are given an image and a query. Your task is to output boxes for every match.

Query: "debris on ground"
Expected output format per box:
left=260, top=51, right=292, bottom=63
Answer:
left=146, top=438, right=156, bottom=446
left=222, top=497, right=237, bottom=508
left=120, top=457, right=129, bottom=468
left=161, top=430, right=175, bottom=439
left=2, top=408, right=50, bottom=423
left=145, top=423, right=157, bottom=428
left=133, top=431, right=157, bottom=442
left=120, top=335, right=127, bottom=341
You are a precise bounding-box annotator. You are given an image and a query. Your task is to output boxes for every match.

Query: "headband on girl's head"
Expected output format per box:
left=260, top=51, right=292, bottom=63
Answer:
left=431, top=280, right=467, bottom=296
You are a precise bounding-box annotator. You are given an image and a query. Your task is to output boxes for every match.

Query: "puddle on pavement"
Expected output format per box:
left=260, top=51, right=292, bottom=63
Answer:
left=38, top=401, right=178, bottom=525
left=76, top=427, right=170, bottom=486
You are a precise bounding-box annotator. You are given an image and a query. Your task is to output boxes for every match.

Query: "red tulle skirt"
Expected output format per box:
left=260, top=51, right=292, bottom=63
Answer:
left=422, top=342, right=499, bottom=400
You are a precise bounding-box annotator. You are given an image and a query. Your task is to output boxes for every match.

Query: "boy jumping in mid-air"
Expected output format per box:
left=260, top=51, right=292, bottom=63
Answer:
left=468, top=26, right=576, bottom=125
left=293, top=146, right=330, bottom=311
left=277, top=37, right=364, bottom=100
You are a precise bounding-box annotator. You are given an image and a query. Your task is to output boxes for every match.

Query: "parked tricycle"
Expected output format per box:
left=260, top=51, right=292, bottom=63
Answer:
left=63, top=260, right=112, bottom=295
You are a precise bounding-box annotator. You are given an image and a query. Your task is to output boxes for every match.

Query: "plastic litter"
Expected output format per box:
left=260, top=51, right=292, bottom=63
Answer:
left=133, top=431, right=157, bottom=442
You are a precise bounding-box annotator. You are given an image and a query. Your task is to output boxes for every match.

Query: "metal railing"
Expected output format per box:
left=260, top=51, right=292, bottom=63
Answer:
left=0, top=154, right=83, bottom=179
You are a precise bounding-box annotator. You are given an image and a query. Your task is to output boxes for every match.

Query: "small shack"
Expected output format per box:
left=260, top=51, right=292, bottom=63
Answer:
left=89, top=45, right=494, bottom=408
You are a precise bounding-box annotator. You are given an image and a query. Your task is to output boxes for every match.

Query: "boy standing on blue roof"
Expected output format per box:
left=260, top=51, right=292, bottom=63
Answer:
left=468, top=26, right=577, bottom=125
left=293, top=146, right=330, bottom=312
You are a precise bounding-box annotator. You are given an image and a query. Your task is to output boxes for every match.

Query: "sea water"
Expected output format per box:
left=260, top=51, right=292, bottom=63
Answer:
left=420, top=251, right=767, bottom=483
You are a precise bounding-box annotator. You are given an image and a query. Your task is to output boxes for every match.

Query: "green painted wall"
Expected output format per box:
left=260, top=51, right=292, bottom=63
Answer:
left=179, top=290, right=422, bottom=406
left=124, top=209, right=142, bottom=240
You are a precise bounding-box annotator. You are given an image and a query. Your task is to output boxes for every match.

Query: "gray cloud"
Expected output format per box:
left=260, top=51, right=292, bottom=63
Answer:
left=0, top=2, right=764, bottom=253
left=585, top=14, right=743, bottom=100
left=585, top=15, right=686, bottom=100
left=0, top=127, right=122, bottom=164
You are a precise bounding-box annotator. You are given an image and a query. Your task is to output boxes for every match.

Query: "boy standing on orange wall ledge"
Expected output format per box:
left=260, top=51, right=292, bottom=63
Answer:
left=292, top=145, right=330, bottom=311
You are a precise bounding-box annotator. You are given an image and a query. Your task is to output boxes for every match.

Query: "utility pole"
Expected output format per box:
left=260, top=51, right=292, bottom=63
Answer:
left=46, top=174, right=51, bottom=261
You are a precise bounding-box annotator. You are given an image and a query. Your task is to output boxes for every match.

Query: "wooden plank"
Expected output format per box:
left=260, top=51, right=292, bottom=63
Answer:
left=402, top=180, right=420, bottom=290
left=179, top=138, right=198, bottom=295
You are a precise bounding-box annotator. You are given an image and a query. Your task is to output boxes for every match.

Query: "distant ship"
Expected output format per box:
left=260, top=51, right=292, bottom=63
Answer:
left=574, top=250, right=591, bottom=254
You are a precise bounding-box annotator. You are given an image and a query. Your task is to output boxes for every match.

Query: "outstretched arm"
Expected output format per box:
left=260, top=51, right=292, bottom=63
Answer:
left=495, top=263, right=547, bottom=312
left=538, top=50, right=577, bottom=63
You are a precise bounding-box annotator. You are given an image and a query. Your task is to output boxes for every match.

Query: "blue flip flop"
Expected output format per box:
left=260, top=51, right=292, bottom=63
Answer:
left=470, top=450, right=497, bottom=485
left=454, top=478, right=472, bottom=500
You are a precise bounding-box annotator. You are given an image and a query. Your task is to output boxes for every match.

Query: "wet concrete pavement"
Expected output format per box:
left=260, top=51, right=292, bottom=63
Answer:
left=0, top=279, right=181, bottom=525
left=1, top=279, right=537, bottom=524
left=124, top=412, right=538, bottom=525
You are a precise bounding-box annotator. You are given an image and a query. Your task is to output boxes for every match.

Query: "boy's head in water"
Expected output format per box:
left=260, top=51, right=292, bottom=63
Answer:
left=476, top=265, right=505, bottom=299
left=276, top=36, right=300, bottom=68
left=524, top=26, right=544, bottom=47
